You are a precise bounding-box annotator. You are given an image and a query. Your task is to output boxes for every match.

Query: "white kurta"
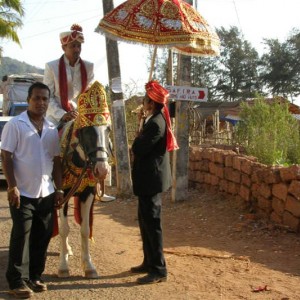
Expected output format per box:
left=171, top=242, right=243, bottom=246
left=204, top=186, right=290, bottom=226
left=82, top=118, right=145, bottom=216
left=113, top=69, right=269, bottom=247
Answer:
left=44, top=55, right=94, bottom=126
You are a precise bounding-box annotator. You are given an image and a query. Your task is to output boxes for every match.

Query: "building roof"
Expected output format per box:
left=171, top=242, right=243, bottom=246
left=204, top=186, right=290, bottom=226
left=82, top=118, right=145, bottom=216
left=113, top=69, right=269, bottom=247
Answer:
left=194, top=97, right=300, bottom=119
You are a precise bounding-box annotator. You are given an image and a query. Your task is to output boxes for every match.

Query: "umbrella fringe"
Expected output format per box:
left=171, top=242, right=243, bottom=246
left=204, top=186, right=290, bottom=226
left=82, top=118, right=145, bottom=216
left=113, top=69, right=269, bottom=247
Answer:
left=96, top=26, right=220, bottom=56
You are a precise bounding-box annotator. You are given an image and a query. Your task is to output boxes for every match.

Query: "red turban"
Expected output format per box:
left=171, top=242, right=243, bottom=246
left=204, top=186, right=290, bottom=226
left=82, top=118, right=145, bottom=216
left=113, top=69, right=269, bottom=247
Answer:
left=145, top=80, right=179, bottom=152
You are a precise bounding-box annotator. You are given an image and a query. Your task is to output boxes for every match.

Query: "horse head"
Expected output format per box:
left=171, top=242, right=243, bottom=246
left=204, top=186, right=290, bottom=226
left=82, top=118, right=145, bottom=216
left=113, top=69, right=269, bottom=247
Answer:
left=75, top=80, right=112, bottom=180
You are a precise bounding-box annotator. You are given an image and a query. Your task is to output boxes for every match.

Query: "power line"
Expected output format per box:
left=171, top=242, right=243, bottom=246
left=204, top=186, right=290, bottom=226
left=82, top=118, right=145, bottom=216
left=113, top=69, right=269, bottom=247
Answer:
left=232, top=0, right=245, bottom=38
left=19, top=15, right=101, bottom=40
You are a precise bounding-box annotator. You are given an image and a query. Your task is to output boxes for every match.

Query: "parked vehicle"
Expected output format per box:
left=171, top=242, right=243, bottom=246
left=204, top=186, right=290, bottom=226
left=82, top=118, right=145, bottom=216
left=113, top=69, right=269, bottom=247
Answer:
left=2, top=73, right=44, bottom=116
left=0, top=116, right=13, bottom=180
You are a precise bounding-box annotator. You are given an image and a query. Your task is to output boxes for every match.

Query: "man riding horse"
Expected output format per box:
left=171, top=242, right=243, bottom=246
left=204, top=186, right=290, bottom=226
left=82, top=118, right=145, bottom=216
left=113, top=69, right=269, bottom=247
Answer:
left=44, top=23, right=115, bottom=201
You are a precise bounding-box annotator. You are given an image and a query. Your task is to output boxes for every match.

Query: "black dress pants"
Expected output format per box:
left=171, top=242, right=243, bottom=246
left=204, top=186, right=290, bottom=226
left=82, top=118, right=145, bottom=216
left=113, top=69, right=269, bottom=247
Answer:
left=138, top=193, right=167, bottom=276
left=6, top=194, right=54, bottom=289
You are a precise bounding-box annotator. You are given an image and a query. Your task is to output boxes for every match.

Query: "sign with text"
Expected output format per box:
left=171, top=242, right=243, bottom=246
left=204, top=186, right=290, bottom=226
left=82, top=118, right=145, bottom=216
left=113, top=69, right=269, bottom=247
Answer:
left=166, top=85, right=208, bottom=102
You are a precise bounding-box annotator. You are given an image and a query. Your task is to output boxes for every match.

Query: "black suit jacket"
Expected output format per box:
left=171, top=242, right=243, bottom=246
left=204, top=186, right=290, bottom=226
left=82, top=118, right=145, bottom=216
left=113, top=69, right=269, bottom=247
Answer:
left=131, top=111, right=172, bottom=196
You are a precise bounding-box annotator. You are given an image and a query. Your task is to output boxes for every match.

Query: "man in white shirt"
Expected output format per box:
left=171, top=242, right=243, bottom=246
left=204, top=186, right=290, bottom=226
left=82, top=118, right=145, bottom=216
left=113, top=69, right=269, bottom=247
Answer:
left=1, top=82, right=63, bottom=298
left=44, top=23, right=114, bottom=202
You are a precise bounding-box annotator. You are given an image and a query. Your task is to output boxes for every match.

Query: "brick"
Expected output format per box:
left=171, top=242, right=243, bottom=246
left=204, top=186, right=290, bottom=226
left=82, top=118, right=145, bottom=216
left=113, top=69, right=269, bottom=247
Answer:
left=215, top=164, right=224, bottom=179
left=199, top=160, right=210, bottom=172
left=272, top=183, right=288, bottom=201
left=270, top=211, right=283, bottom=224
left=204, top=173, right=211, bottom=184
left=189, top=161, right=198, bottom=171
left=280, top=165, right=300, bottom=182
left=259, top=183, right=272, bottom=199
left=214, top=151, right=224, bottom=165
left=224, top=154, right=234, bottom=167
left=239, top=185, right=251, bottom=201
left=209, top=162, right=216, bottom=175
left=232, top=156, right=242, bottom=171
left=224, top=168, right=241, bottom=183
left=195, top=171, right=204, bottom=183
left=251, top=183, right=260, bottom=198
left=240, top=159, right=252, bottom=175
left=285, top=195, right=300, bottom=217
left=188, top=170, right=196, bottom=181
left=219, top=179, right=228, bottom=192
left=283, top=211, right=300, bottom=232
left=189, top=146, right=198, bottom=161
left=272, top=197, right=285, bottom=216
left=241, top=174, right=251, bottom=187
left=227, top=181, right=238, bottom=195
left=210, top=175, right=219, bottom=186
left=288, top=180, right=300, bottom=200
left=251, top=162, right=267, bottom=183
left=263, top=167, right=281, bottom=184
left=257, top=195, right=272, bottom=212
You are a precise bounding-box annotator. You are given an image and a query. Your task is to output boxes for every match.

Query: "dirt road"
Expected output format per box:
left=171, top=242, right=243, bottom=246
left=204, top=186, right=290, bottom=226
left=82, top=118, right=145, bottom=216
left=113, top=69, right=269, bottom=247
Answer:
left=1, top=184, right=300, bottom=300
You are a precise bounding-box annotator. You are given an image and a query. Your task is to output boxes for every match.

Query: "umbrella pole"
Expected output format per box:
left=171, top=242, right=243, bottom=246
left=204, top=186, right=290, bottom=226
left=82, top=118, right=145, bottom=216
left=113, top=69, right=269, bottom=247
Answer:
left=148, top=46, right=158, bottom=81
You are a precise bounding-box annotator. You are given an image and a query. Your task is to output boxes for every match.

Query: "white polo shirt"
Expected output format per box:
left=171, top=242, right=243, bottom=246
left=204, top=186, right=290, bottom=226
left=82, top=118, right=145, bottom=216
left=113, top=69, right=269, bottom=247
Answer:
left=1, top=111, right=60, bottom=198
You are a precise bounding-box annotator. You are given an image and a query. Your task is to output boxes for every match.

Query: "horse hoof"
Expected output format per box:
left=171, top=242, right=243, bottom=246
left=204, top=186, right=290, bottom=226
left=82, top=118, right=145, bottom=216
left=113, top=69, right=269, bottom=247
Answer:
left=85, top=270, right=99, bottom=279
left=58, top=269, right=70, bottom=278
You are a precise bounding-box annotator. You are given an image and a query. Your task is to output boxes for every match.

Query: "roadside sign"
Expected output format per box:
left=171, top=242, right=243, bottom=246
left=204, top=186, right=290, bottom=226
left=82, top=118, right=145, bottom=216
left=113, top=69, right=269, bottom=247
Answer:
left=166, top=85, right=208, bottom=102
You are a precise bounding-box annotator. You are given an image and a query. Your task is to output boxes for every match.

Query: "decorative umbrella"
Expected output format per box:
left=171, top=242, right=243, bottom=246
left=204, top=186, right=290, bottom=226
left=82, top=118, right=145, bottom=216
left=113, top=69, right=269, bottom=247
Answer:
left=95, top=0, right=220, bottom=79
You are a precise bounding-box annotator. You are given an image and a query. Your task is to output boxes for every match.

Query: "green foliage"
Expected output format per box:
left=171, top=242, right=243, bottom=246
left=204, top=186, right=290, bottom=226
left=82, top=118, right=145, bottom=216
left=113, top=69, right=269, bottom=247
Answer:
left=0, top=0, right=24, bottom=56
left=235, top=97, right=300, bottom=165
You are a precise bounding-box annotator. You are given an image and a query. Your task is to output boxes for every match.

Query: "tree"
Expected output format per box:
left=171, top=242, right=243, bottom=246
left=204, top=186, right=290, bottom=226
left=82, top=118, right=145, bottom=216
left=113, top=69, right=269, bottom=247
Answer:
left=260, top=30, right=300, bottom=101
left=214, top=26, right=261, bottom=101
left=0, top=0, right=24, bottom=58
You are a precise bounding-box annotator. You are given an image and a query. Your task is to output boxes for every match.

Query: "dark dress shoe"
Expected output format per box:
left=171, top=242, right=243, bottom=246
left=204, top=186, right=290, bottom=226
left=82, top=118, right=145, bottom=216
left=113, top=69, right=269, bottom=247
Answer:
left=130, top=264, right=149, bottom=273
left=9, top=285, right=33, bottom=299
left=137, top=273, right=167, bottom=284
left=26, top=280, right=47, bottom=293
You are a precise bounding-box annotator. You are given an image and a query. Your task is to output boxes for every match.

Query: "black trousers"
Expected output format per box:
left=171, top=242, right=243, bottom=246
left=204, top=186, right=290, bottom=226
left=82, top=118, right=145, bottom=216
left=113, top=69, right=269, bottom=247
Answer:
left=138, top=193, right=167, bottom=276
left=6, top=194, right=54, bottom=289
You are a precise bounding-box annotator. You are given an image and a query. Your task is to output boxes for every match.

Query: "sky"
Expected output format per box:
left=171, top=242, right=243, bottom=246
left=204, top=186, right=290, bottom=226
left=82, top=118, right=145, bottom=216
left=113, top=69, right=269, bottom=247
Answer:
left=1, top=0, right=299, bottom=98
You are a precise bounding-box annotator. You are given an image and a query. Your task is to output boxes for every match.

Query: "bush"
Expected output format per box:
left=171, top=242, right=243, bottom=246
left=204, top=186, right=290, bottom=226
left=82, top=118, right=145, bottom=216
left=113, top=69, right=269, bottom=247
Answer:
left=235, top=97, right=300, bottom=165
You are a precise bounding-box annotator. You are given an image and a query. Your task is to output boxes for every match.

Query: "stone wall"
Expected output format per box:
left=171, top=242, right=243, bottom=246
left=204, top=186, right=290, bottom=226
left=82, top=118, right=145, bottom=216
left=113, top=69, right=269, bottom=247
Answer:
left=189, top=146, right=300, bottom=232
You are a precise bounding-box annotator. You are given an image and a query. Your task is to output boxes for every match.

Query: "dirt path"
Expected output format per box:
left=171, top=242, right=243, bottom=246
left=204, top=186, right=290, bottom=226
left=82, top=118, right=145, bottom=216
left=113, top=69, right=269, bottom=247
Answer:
left=1, top=184, right=300, bottom=300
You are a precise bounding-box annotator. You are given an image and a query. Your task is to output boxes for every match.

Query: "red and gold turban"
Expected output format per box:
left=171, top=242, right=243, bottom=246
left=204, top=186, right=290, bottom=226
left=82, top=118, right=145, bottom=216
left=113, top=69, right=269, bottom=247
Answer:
left=60, top=24, right=84, bottom=45
left=145, top=80, right=179, bottom=152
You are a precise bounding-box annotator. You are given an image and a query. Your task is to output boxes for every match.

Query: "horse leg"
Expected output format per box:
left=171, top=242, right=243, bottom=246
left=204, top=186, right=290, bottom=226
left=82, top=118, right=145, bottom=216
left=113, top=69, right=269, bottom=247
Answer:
left=58, top=208, right=72, bottom=278
left=80, top=194, right=99, bottom=278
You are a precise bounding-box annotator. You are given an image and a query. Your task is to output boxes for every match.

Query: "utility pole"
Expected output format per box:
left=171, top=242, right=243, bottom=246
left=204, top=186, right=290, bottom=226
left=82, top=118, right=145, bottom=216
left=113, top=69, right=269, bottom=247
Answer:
left=171, top=0, right=193, bottom=202
left=102, top=0, right=132, bottom=196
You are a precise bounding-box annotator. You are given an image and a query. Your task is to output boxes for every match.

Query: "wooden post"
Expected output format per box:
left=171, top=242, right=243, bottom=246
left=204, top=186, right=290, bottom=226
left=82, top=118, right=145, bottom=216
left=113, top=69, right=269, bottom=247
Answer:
left=111, top=100, right=132, bottom=194
left=103, top=0, right=132, bottom=196
left=171, top=53, right=191, bottom=202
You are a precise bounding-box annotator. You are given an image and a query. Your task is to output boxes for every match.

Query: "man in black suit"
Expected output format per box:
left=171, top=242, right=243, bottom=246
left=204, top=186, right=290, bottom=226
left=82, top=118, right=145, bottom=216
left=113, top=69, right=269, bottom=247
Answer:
left=131, top=80, right=178, bottom=284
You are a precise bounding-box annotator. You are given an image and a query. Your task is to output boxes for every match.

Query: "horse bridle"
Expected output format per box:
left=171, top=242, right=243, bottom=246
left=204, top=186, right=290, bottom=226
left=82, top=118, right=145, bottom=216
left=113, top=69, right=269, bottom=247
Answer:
left=56, top=123, right=109, bottom=208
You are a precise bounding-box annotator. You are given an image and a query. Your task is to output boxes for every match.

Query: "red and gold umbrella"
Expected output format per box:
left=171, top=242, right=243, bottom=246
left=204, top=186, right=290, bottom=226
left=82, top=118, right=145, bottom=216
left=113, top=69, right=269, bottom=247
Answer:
left=95, top=0, right=220, bottom=78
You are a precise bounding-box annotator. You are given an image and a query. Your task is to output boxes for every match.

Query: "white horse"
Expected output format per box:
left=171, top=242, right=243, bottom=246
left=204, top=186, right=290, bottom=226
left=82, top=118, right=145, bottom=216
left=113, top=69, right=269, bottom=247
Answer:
left=55, top=81, right=112, bottom=278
